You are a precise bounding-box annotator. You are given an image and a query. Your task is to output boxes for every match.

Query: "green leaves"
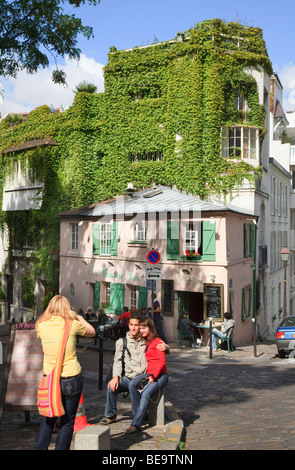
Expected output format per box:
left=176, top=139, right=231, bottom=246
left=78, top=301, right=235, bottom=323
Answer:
left=0, top=0, right=100, bottom=81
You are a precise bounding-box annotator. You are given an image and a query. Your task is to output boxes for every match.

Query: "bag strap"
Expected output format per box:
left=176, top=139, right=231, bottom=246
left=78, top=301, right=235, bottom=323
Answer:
left=53, top=321, right=71, bottom=378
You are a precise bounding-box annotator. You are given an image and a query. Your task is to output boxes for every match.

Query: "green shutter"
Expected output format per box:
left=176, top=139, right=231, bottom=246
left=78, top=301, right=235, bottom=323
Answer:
left=110, top=222, right=118, bottom=256
left=93, top=281, right=100, bottom=313
left=138, top=286, right=148, bottom=310
left=242, top=287, right=246, bottom=321
left=166, top=220, right=179, bottom=260
left=202, top=221, right=216, bottom=261
left=248, top=284, right=252, bottom=316
left=244, top=224, right=249, bottom=258
left=250, top=224, right=256, bottom=257
left=110, top=283, right=125, bottom=315
left=93, top=223, right=100, bottom=255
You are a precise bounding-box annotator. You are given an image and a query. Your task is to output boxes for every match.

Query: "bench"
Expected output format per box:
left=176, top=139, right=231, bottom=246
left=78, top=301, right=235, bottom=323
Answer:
left=216, top=326, right=235, bottom=352
left=75, top=425, right=110, bottom=450
left=148, top=387, right=165, bottom=426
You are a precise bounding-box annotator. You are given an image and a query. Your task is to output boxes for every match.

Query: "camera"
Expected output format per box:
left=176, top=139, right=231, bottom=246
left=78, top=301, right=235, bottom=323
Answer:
left=136, top=378, right=150, bottom=391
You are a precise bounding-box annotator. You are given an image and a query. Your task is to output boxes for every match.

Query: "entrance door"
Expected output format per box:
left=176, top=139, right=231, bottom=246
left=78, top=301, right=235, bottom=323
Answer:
left=178, top=291, right=203, bottom=323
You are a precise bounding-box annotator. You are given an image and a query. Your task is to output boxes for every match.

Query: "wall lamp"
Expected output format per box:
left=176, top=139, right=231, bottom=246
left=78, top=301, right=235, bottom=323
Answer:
left=210, top=273, right=216, bottom=283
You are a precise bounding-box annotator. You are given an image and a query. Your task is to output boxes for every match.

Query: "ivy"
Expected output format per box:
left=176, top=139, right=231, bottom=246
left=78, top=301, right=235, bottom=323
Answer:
left=0, top=19, right=272, bottom=295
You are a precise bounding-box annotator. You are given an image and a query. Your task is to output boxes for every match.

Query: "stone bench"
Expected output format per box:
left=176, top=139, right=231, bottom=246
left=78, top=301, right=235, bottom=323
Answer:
left=148, top=387, right=165, bottom=426
left=75, top=425, right=110, bottom=450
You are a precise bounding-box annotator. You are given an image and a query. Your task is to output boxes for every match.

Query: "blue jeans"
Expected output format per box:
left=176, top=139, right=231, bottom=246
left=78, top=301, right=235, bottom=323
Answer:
left=34, top=374, right=83, bottom=450
left=104, top=376, right=131, bottom=418
left=212, top=328, right=227, bottom=349
left=128, top=373, right=169, bottom=430
left=154, top=316, right=168, bottom=344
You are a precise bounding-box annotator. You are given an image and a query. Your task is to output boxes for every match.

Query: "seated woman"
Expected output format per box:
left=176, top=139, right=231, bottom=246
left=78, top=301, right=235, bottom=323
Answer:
left=126, top=317, right=169, bottom=434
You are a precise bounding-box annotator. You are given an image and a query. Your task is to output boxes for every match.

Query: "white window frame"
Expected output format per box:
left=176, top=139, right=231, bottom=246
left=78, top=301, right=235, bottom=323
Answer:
left=71, top=224, right=78, bottom=252
left=184, top=222, right=199, bottom=254
left=221, top=126, right=259, bottom=161
left=130, top=285, right=139, bottom=310
left=100, top=223, right=112, bottom=255
left=132, top=221, right=146, bottom=242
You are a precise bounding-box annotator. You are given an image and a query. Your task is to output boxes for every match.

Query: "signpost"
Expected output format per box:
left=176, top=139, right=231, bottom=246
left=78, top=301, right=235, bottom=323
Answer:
left=146, top=250, right=161, bottom=320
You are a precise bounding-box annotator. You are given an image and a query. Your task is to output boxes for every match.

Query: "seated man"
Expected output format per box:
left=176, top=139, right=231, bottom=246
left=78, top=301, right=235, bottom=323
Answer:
left=100, top=314, right=169, bottom=425
left=211, top=312, right=235, bottom=350
left=177, top=311, right=198, bottom=345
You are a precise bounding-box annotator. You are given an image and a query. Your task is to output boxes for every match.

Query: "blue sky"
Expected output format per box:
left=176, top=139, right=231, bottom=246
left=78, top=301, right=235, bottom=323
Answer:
left=1, top=0, right=295, bottom=116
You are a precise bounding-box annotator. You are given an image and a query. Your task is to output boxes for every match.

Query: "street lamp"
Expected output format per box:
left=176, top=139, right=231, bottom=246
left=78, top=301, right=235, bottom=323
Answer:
left=280, top=245, right=291, bottom=318
left=49, top=248, right=59, bottom=295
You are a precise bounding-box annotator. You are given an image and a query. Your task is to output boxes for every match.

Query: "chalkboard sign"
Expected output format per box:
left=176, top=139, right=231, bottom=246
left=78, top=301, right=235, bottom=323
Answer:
left=0, top=323, right=43, bottom=429
left=204, top=284, right=224, bottom=320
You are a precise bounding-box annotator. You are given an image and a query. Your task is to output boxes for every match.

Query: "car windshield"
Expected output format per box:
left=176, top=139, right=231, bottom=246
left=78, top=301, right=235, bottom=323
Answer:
left=280, top=317, right=295, bottom=327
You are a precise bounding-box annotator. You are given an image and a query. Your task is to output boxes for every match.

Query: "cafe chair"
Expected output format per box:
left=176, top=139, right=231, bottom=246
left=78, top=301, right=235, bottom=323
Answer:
left=178, top=332, right=195, bottom=348
left=215, top=326, right=235, bottom=352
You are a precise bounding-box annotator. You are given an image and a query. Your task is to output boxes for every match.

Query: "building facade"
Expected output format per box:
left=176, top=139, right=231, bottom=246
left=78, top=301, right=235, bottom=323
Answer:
left=59, top=186, right=257, bottom=345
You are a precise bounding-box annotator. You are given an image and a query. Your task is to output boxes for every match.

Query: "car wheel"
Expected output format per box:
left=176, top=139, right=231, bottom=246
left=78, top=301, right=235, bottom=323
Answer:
left=278, top=349, right=286, bottom=358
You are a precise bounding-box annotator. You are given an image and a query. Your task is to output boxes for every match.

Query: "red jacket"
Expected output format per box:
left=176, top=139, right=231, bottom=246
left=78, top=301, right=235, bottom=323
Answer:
left=145, top=337, right=167, bottom=379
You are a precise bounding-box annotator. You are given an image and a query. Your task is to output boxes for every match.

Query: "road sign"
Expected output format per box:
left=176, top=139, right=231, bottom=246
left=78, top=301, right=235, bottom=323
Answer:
left=147, top=250, right=161, bottom=264
left=146, top=264, right=162, bottom=280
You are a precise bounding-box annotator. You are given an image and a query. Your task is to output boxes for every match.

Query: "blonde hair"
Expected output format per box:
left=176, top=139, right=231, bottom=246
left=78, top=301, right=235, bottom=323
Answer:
left=36, top=295, right=77, bottom=330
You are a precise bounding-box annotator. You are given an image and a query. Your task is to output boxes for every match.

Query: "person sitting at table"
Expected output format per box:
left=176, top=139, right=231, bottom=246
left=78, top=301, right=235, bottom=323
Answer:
left=211, top=312, right=235, bottom=349
left=177, top=311, right=198, bottom=346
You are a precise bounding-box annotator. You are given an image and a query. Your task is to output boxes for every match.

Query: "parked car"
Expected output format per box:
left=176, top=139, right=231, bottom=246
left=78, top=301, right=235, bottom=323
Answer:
left=276, top=315, right=295, bottom=357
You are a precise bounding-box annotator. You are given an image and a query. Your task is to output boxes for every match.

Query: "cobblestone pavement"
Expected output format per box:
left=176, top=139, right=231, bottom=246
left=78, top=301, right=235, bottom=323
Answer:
left=2, top=323, right=295, bottom=451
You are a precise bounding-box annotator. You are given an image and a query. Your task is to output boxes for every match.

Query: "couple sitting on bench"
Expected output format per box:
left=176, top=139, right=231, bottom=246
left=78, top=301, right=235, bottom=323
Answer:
left=212, top=312, right=235, bottom=351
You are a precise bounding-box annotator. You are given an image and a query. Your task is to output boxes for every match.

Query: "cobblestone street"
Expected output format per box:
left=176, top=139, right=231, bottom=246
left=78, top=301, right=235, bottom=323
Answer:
left=164, top=345, right=295, bottom=450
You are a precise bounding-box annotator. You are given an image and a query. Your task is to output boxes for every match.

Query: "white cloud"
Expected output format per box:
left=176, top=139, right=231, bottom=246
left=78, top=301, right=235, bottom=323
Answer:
left=275, top=62, right=295, bottom=112
left=0, top=54, right=105, bottom=118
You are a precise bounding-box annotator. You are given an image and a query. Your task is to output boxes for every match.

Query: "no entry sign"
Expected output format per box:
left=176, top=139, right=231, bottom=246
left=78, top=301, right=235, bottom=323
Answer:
left=147, top=250, right=161, bottom=264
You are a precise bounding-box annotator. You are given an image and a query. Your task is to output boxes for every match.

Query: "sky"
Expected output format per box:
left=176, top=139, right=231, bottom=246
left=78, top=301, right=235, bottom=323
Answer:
left=1, top=0, right=295, bottom=117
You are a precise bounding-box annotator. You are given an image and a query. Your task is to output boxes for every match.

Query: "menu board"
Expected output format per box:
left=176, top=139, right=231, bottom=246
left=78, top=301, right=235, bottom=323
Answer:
left=204, top=284, right=224, bottom=320
left=0, top=323, right=43, bottom=429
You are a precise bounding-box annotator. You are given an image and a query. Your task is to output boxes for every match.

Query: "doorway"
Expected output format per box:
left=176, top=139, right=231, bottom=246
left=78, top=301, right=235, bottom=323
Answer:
left=178, top=291, right=203, bottom=323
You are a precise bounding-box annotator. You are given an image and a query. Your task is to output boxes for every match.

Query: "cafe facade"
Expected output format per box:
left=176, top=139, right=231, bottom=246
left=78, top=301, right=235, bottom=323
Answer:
left=59, top=185, right=257, bottom=346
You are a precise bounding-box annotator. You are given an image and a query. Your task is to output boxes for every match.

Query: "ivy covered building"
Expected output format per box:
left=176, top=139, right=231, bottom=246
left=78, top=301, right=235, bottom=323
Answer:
left=0, top=19, right=293, bottom=344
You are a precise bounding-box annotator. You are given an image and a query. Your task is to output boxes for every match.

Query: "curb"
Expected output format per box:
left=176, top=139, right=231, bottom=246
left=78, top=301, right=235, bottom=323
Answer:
left=160, top=402, right=184, bottom=450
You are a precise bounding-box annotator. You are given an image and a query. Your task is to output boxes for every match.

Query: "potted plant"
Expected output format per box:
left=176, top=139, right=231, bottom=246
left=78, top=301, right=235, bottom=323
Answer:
left=185, top=250, right=201, bottom=260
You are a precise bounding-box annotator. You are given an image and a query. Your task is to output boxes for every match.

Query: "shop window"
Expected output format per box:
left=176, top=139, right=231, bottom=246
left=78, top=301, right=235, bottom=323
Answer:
left=162, top=280, right=173, bottom=316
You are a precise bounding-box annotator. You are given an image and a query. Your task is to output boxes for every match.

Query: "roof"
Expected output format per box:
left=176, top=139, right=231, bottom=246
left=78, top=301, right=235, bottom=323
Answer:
left=3, top=137, right=59, bottom=154
left=59, top=185, right=255, bottom=219
left=274, top=99, right=286, bottom=119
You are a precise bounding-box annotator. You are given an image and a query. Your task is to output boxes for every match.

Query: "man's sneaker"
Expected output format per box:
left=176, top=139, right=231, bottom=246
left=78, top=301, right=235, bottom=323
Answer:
left=100, top=415, right=117, bottom=425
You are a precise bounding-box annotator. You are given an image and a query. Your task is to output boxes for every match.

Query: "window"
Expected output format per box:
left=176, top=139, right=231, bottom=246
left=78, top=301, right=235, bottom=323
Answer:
left=185, top=223, right=200, bottom=254
left=222, top=126, right=259, bottom=160
left=162, top=280, right=173, bottom=316
left=130, top=285, right=139, bottom=310
left=92, top=222, right=118, bottom=256
left=242, top=284, right=252, bottom=321
left=71, top=224, right=78, bottom=251
left=100, top=223, right=112, bottom=255
left=235, top=90, right=249, bottom=121
left=105, top=282, right=110, bottom=305
left=132, top=221, right=146, bottom=241
left=129, top=151, right=163, bottom=162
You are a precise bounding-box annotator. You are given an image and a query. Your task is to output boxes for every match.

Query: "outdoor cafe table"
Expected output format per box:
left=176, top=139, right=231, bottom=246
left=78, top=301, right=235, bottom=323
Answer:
left=194, top=323, right=221, bottom=346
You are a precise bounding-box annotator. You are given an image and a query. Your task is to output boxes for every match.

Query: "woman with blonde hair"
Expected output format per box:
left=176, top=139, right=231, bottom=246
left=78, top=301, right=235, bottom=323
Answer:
left=126, top=317, right=169, bottom=434
left=34, top=295, right=95, bottom=450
